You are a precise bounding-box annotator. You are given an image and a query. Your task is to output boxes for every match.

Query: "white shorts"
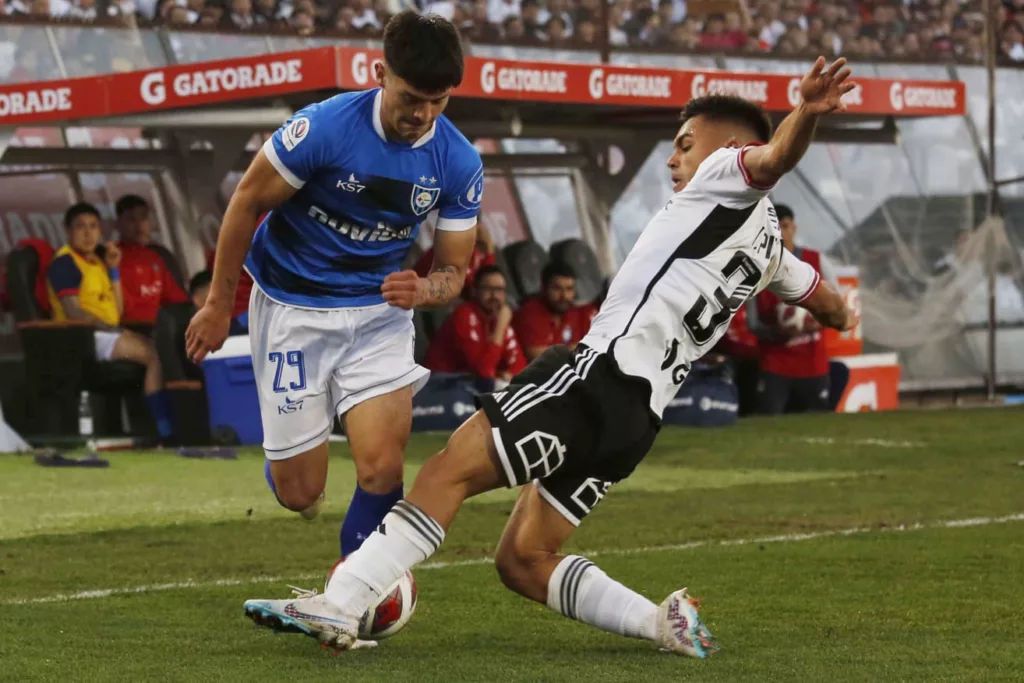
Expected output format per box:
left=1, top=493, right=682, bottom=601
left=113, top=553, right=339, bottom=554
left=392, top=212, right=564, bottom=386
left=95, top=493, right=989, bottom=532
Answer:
left=94, top=330, right=121, bottom=361
left=249, top=286, right=429, bottom=460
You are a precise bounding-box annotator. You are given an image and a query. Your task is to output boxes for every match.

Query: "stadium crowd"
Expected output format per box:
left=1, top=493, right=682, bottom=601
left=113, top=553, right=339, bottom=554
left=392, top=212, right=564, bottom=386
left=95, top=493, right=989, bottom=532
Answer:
left=2, top=0, right=1024, bottom=62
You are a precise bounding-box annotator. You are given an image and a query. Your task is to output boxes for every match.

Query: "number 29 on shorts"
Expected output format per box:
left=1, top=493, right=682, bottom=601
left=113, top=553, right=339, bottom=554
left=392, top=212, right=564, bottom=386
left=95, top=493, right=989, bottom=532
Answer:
left=268, top=351, right=307, bottom=393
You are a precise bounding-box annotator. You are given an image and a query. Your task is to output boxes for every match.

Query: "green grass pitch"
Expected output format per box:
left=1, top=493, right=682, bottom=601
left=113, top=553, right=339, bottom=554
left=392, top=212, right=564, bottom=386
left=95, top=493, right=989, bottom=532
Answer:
left=1, top=409, right=1022, bottom=682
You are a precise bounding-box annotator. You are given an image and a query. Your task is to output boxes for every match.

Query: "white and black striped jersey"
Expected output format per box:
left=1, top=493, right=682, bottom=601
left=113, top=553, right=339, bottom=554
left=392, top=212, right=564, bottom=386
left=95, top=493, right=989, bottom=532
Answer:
left=581, top=145, right=820, bottom=418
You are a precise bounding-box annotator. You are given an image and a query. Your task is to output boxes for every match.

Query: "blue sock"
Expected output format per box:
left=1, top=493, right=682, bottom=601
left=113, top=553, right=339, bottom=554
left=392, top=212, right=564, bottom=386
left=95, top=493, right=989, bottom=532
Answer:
left=341, top=484, right=403, bottom=557
left=264, top=459, right=277, bottom=496
left=144, top=391, right=173, bottom=439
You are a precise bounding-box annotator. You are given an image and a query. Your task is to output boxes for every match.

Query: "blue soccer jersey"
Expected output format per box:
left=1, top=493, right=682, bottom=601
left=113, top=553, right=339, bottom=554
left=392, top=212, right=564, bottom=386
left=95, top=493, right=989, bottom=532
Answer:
left=245, top=88, right=484, bottom=308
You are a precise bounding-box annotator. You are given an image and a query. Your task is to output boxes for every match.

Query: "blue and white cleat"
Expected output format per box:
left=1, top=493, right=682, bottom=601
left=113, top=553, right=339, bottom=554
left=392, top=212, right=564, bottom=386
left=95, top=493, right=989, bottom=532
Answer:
left=656, top=588, right=719, bottom=658
left=243, top=589, right=360, bottom=653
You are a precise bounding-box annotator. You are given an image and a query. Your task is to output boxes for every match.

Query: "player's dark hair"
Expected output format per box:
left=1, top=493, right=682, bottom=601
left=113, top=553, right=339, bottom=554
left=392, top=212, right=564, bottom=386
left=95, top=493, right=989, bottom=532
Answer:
left=64, top=202, right=101, bottom=229
left=542, top=261, right=576, bottom=286
left=475, top=264, right=506, bottom=283
left=115, top=194, right=148, bottom=217
left=679, top=95, right=773, bottom=143
left=775, top=204, right=795, bottom=221
left=383, top=11, right=464, bottom=93
left=189, top=269, right=213, bottom=296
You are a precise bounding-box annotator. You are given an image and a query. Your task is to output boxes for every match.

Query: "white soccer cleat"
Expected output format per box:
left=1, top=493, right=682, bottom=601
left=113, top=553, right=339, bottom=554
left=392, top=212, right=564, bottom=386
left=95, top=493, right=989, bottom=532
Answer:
left=243, top=588, right=359, bottom=653
left=656, top=588, right=719, bottom=658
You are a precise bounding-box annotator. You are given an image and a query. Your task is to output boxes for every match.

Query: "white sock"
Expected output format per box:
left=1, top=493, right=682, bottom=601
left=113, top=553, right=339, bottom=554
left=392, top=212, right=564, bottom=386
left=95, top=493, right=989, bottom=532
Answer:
left=546, top=555, right=658, bottom=641
left=325, top=500, right=444, bottom=616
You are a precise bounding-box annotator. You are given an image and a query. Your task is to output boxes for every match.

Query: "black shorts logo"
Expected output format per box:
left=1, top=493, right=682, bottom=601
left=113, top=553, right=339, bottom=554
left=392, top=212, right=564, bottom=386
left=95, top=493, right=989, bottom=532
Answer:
left=571, top=477, right=612, bottom=516
left=514, top=430, right=567, bottom=480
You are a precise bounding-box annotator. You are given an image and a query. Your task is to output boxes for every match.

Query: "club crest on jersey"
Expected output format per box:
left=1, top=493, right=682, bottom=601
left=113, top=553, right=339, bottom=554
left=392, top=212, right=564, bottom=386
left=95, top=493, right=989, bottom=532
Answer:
left=411, top=184, right=441, bottom=216
left=282, top=116, right=310, bottom=151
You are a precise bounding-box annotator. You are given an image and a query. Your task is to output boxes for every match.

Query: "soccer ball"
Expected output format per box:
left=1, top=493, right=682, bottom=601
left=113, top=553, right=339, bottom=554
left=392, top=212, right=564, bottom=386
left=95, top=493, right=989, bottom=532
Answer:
left=776, top=303, right=809, bottom=335
left=325, top=559, right=418, bottom=640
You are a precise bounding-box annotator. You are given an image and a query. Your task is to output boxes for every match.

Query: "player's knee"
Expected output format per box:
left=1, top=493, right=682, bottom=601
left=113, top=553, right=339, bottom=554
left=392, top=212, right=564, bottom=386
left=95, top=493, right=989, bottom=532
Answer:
left=271, top=471, right=324, bottom=512
left=354, top=450, right=403, bottom=494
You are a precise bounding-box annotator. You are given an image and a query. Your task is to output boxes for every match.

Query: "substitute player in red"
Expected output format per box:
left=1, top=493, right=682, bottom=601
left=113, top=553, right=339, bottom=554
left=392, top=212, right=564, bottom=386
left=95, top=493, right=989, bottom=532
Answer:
left=752, top=204, right=833, bottom=413
left=114, top=195, right=189, bottom=324
left=513, top=262, right=593, bottom=360
left=424, top=264, right=526, bottom=381
left=244, top=57, right=859, bottom=657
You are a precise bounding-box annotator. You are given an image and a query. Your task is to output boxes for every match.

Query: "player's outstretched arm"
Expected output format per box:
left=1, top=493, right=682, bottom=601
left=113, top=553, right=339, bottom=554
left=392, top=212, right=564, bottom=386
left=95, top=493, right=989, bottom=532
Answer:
left=186, top=150, right=297, bottom=363
left=742, top=57, right=855, bottom=188
left=800, top=279, right=858, bottom=332
left=382, top=227, right=476, bottom=310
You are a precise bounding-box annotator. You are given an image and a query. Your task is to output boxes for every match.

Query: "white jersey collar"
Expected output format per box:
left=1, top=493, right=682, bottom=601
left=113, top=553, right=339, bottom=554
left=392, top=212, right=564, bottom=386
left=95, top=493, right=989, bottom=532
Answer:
left=372, top=89, right=436, bottom=149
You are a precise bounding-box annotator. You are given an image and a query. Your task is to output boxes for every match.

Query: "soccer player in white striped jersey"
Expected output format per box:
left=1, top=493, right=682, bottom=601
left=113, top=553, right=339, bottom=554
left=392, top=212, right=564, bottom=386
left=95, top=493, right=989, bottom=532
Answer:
left=243, top=56, right=860, bottom=656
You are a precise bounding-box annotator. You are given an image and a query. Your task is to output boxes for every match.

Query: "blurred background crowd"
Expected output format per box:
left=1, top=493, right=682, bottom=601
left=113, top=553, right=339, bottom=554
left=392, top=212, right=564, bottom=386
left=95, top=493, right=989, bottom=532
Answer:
left=2, top=0, right=1024, bottom=63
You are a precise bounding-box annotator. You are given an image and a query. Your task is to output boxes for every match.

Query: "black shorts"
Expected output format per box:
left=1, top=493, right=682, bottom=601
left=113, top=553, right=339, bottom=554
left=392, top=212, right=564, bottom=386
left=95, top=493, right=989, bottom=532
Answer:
left=477, top=345, right=659, bottom=526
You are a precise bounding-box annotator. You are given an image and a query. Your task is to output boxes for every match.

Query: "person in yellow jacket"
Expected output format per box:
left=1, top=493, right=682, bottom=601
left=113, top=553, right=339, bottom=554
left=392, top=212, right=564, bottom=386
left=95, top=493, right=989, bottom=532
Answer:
left=47, top=202, right=175, bottom=442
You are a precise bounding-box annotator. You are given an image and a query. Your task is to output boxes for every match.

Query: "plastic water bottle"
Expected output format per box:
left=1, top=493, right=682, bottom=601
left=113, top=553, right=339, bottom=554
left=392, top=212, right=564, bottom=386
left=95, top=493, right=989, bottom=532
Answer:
left=78, top=391, right=94, bottom=437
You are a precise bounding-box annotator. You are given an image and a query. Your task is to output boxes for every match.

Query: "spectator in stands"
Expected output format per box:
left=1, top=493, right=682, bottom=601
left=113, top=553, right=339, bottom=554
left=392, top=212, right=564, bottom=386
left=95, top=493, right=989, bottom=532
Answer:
left=751, top=204, right=831, bottom=415
left=115, top=195, right=189, bottom=325
left=546, top=15, right=570, bottom=45
left=513, top=262, right=592, bottom=362
left=520, top=0, right=543, bottom=36
left=546, top=0, right=574, bottom=35
left=168, top=4, right=192, bottom=24
left=701, top=13, right=748, bottom=51
left=185, top=0, right=207, bottom=21
left=504, top=14, right=529, bottom=41
left=424, top=265, right=526, bottom=381
left=414, top=222, right=497, bottom=301
left=1003, top=20, right=1024, bottom=60
left=291, top=8, right=315, bottom=33
left=226, top=0, right=262, bottom=29
left=575, top=13, right=598, bottom=44
left=197, top=6, right=221, bottom=25
left=68, top=0, right=97, bottom=20
left=46, top=203, right=176, bottom=442
left=488, top=0, right=520, bottom=26
left=253, top=0, right=278, bottom=23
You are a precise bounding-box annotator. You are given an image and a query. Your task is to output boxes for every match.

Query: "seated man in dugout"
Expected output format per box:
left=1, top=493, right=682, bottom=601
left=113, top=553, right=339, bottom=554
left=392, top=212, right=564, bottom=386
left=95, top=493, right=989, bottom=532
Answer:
left=46, top=202, right=176, bottom=444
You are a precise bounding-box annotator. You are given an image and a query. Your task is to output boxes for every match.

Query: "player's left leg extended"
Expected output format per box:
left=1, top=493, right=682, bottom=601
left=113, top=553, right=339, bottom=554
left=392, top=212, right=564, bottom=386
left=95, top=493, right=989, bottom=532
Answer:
left=492, top=479, right=716, bottom=658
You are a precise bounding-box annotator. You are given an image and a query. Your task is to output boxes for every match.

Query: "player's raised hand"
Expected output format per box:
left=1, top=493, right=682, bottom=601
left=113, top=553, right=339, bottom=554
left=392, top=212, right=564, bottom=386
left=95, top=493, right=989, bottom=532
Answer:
left=798, top=56, right=855, bottom=115
left=382, top=270, right=421, bottom=310
left=185, top=303, right=232, bottom=364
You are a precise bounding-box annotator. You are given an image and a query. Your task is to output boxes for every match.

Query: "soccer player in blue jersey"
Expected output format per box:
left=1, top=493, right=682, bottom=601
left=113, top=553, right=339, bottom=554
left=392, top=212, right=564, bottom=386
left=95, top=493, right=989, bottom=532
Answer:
left=186, top=12, right=482, bottom=569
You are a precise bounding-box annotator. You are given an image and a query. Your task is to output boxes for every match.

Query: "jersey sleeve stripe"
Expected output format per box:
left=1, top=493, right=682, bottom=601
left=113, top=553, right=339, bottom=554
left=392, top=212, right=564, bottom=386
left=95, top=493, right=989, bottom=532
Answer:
left=737, top=144, right=776, bottom=191
left=436, top=216, right=477, bottom=232
left=261, top=138, right=305, bottom=190
left=786, top=269, right=820, bottom=304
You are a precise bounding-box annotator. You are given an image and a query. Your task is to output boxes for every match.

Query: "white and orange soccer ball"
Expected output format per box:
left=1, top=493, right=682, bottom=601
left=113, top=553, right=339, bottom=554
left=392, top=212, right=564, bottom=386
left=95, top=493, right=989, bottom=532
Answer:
left=325, top=559, right=418, bottom=640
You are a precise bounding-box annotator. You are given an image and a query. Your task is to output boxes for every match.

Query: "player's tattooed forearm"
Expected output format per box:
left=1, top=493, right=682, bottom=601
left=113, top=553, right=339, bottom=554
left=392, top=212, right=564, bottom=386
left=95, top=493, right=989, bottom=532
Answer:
left=422, top=266, right=462, bottom=306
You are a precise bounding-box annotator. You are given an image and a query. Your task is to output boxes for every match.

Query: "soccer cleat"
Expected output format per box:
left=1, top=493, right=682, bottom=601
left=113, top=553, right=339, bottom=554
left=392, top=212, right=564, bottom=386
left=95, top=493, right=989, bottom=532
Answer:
left=243, top=588, right=359, bottom=652
left=656, top=588, right=719, bottom=658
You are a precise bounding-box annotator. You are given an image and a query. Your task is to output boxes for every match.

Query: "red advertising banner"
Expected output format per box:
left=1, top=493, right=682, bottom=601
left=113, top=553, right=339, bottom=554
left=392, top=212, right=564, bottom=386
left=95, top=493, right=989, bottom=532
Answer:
left=108, top=47, right=341, bottom=116
left=0, top=77, right=108, bottom=126
left=0, top=47, right=966, bottom=128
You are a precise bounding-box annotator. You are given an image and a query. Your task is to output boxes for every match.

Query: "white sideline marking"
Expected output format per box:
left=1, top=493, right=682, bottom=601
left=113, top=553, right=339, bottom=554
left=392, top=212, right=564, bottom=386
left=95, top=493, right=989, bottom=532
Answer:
left=797, top=437, right=924, bottom=448
left=5, top=512, right=1023, bottom=607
